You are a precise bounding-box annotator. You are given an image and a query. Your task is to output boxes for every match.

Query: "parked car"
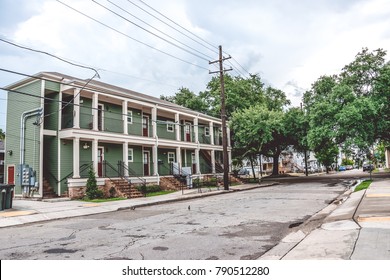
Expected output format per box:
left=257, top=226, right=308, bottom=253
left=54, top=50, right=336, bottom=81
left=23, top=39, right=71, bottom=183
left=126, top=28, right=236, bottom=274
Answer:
left=338, top=166, right=346, bottom=171
left=363, top=164, right=374, bottom=172
left=346, top=165, right=353, bottom=170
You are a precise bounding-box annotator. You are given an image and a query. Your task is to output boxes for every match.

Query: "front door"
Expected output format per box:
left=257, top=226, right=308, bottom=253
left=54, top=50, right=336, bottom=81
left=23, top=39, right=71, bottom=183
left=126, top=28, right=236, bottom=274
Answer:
left=97, top=147, right=104, bottom=177
left=143, top=151, right=150, bottom=176
left=7, top=165, right=15, bottom=184
left=191, top=153, right=196, bottom=174
left=185, top=123, right=191, bottom=142
left=142, top=116, right=149, bottom=137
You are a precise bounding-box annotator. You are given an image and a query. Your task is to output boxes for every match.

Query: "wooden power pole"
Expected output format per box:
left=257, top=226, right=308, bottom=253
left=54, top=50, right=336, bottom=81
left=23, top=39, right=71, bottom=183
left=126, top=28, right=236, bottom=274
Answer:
left=209, top=45, right=232, bottom=190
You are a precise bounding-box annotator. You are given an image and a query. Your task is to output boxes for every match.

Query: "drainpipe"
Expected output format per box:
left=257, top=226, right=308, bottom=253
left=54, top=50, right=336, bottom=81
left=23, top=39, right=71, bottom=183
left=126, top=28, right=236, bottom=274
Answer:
left=20, top=107, right=43, bottom=165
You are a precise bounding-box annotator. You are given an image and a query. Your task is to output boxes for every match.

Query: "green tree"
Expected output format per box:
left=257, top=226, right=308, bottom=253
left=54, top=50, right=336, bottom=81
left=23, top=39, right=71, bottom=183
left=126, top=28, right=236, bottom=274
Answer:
left=160, top=87, right=209, bottom=114
left=0, top=129, right=5, bottom=140
left=85, top=167, right=103, bottom=200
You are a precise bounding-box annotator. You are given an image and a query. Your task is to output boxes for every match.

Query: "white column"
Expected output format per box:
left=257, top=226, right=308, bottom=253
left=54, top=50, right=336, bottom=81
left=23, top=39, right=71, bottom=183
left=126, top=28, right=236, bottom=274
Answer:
left=228, top=150, right=232, bottom=172
left=123, top=142, right=129, bottom=177
left=92, top=139, right=98, bottom=175
left=176, top=147, right=181, bottom=168
left=122, top=100, right=128, bottom=135
left=175, top=113, right=181, bottom=141
left=209, top=122, right=214, bottom=145
left=92, top=92, right=98, bottom=131
left=195, top=148, right=200, bottom=174
left=227, top=126, right=231, bottom=147
left=152, top=106, right=157, bottom=138
left=153, top=145, right=158, bottom=175
left=73, top=137, right=80, bottom=178
left=73, top=88, right=80, bottom=129
left=211, top=150, right=216, bottom=173
left=194, top=116, right=199, bottom=143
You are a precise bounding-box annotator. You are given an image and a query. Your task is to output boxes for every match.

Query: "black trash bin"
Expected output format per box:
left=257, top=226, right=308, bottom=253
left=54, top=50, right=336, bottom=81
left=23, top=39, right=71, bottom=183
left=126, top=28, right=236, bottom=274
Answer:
left=1, top=189, right=5, bottom=210
left=0, top=185, right=15, bottom=210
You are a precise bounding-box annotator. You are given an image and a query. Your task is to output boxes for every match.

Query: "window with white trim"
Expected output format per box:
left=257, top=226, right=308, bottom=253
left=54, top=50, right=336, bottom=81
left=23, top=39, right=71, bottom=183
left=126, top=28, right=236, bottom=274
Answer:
left=128, top=148, right=134, bottom=162
left=168, top=152, right=175, bottom=163
left=167, top=123, right=174, bottom=132
left=204, top=127, right=210, bottom=136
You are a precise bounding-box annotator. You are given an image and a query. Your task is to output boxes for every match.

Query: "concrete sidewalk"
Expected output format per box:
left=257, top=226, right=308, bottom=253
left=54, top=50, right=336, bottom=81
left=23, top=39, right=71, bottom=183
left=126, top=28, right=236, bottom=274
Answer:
left=260, top=178, right=390, bottom=260
left=0, top=183, right=268, bottom=228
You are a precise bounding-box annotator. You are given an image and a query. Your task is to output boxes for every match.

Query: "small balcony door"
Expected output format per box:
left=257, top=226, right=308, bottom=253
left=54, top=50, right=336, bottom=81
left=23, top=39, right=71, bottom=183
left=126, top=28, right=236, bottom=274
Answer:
left=97, top=147, right=104, bottom=177
left=143, top=151, right=150, bottom=176
left=185, top=123, right=191, bottom=142
left=142, top=116, right=149, bottom=137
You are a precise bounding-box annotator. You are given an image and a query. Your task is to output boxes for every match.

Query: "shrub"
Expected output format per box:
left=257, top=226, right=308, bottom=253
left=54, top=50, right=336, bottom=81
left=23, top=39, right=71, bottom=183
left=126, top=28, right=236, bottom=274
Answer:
left=136, top=185, right=161, bottom=194
left=86, top=167, right=104, bottom=199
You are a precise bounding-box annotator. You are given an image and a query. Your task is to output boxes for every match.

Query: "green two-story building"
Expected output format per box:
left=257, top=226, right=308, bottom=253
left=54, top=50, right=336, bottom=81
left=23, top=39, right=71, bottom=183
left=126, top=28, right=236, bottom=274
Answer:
left=4, top=72, right=231, bottom=198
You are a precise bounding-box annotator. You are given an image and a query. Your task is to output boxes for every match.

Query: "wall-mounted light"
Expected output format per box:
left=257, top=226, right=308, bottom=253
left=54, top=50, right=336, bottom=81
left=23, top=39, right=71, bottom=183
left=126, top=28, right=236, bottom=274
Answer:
left=83, top=143, right=90, bottom=150
left=7, top=150, right=12, bottom=156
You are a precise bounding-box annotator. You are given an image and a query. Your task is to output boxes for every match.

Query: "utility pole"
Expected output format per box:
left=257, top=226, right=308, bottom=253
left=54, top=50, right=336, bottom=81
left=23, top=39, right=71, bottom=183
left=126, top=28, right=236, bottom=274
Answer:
left=209, top=45, right=232, bottom=191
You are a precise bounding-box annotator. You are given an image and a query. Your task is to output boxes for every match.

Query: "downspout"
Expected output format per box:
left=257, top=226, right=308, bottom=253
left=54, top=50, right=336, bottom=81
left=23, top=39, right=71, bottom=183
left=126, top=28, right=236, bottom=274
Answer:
left=20, top=107, right=43, bottom=165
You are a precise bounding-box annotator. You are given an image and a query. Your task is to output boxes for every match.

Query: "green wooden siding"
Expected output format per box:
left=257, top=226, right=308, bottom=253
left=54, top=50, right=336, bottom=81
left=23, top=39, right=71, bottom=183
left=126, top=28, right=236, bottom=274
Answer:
left=5, top=80, right=42, bottom=192
left=127, top=145, right=143, bottom=176
left=43, top=135, right=59, bottom=195
left=60, top=139, right=73, bottom=194
left=128, top=109, right=142, bottom=136
left=80, top=98, right=93, bottom=130
left=61, top=95, right=74, bottom=128
left=45, top=80, right=60, bottom=92
left=102, top=103, right=123, bottom=133
left=157, top=118, right=175, bottom=140
left=157, top=148, right=176, bottom=175
left=43, top=91, right=59, bottom=130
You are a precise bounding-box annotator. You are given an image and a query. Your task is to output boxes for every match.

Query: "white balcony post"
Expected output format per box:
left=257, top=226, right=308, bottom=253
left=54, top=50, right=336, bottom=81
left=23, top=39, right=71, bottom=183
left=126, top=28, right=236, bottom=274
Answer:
left=123, top=142, right=129, bottom=177
left=92, top=139, right=98, bottom=175
left=92, top=92, right=98, bottom=131
left=153, top=145, right=158, bottom=175
left=152, top=106, right=157, bottom=138
left=175, top=113, right=180, bottom=141
left=194, top=116, right=199, bottom=143
left=209, top=122, right=214, bottom=145
left=73, top=88, right=80, bottom=129
left=195, top=148, right=200, bottom=174
left=73, top=137, right=80, bottom=178
left=211, top=150, right=216, bottom=173
left=122, top=100, right=128, bottom=135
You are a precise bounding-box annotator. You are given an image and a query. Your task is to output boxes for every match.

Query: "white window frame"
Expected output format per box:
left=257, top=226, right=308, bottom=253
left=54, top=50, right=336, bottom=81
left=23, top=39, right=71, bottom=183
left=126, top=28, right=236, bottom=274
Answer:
left=168, top=152, right=175, bottom=163
left=128, top=148, right=134, bottom=162
left=204, top=127, right=210, bottom=136
left=127, top=110, right=133, bottom=124
left=167, top=122, right=174, bottom=132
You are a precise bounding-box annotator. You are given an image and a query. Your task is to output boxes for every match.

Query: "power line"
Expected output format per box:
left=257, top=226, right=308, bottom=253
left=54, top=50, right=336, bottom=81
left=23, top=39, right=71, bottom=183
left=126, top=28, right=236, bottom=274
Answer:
left=126, top=0, right=218, bottom=55
left=99, top=0, right=214, bottom=61
left=0, top=37, right=100, bottom=78
left=55, top=0, right=209, bottom=71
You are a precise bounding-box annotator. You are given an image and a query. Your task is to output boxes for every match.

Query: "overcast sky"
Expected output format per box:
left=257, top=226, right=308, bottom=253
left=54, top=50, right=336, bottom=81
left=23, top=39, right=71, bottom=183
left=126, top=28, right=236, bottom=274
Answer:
left=1, top=0, right=390, bottom=132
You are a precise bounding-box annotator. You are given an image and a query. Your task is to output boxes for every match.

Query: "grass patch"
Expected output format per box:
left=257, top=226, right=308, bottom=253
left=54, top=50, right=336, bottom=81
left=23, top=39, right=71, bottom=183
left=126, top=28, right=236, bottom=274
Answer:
left=145, top=190, right=176, bottom=197
left=354, top=180, right=372, bottom=192
left=81, top=197, right=127, bottom=203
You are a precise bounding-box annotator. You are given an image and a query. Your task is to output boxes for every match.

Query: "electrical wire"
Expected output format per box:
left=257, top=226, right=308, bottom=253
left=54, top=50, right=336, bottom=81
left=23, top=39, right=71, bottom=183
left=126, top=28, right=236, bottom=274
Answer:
left=136, top=0, right=218, bottom=52
left=126, top=0, right=218, bottom=55
left=0, top=37, right=100, bottom=78
left=56, top=0, right=209, bottom=71
left=98, top=0, right=214, bottom=61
